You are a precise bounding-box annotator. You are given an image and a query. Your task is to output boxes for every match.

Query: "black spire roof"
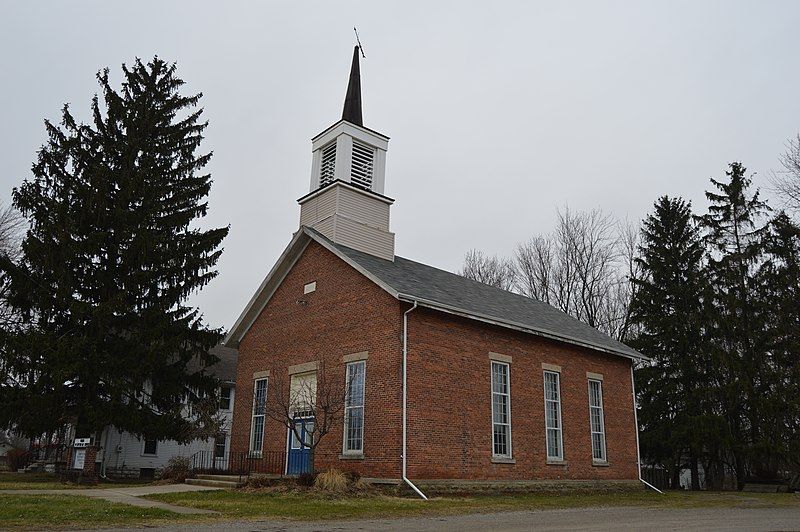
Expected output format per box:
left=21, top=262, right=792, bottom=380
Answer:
left=341, top=45, right=363, bottom=126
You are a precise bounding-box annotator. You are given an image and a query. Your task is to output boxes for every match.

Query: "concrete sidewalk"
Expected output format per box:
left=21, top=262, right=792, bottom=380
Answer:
left=0, top=483, right=221, bottom=515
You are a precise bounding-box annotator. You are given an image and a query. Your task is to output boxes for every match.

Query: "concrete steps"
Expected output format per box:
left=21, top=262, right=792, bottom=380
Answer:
left=185, top=473, right=243, bottom=488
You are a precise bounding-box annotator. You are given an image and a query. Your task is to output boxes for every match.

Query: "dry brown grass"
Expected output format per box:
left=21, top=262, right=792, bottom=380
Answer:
left=314, top=469, right=349, bottom=493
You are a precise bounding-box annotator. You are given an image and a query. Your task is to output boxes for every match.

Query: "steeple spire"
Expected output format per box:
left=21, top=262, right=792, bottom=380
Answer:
left=341, top=45, right=363, bottom=126
left=300, top=43, right=393, bottom=260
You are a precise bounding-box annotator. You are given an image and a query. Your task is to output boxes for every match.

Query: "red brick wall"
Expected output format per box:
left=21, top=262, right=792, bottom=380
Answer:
left=405, top=307, right=639, bottom=480
left=230, top=241, right=404, bottom=478
left=231, top=241, right=639, bottom=481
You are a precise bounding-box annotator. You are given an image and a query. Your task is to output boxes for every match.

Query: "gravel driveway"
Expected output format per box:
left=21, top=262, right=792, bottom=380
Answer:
left=98, top=505, right=800, bottom=531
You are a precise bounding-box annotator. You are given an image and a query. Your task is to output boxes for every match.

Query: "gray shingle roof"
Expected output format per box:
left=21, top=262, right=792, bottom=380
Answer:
left=186, top=344, right=238, bottom=382
left=320, top=232, right=643, bottom=360
left=208, top=344, right=238, bottom=382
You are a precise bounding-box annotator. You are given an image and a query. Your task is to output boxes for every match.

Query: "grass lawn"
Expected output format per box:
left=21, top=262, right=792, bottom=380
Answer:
left=0, top=488, right=798, bottom=529
left=146, top=489, right=800, bottom=521
left=0, top=472, right=154, bottom=490
left=0, top=494, right=186, bottom=529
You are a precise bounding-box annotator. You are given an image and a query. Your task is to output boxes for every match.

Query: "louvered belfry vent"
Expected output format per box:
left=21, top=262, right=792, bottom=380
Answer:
left=319, top=142, right=337, bottom=187
left=299, top=47, right=395, bottom=260
left=350, top=141, right=375, bottom=190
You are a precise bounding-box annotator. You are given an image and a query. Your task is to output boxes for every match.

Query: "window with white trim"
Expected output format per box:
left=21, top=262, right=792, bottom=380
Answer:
left=250, top=378, right=268, bottom=457
left=218, top=386, right=231, bottom=410
left=544, top=370, right=563, bottom=460
left=143, top=437, right=158, bottom=456
left=214, top=433, right=227, bottom=459
left=343, top=360, right=366, bottom=453
left=491, top=361, right=511, bottom=457
left=350, top=140, right=375, bottom=190
left=588, top=379, right=607, bottom=462
left=319, top=141, right=337, bottom=187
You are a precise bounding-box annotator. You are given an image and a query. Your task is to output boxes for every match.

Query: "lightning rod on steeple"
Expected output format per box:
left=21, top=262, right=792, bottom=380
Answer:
left=354, top=27, right=366, bottom=58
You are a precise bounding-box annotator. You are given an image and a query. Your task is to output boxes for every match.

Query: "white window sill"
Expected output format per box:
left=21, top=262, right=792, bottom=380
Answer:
left=339, top=453, right=365, bottom=460
left=491, top=456, right=516, bottom=464
left=546, top=459, right=567, bottom=466
left=592, top=460, right=609, bottom=467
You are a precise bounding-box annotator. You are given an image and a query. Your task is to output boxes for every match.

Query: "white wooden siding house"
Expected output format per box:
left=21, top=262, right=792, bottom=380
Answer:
left=96, top=345, right=237, bottom=479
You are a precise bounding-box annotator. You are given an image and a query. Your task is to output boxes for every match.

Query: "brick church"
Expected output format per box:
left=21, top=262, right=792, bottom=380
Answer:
left=226, top=47, right=647, bottom=493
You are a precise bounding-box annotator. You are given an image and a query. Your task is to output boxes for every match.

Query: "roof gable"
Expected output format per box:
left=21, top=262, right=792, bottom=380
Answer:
left=225, top=227, right=645, bottom=360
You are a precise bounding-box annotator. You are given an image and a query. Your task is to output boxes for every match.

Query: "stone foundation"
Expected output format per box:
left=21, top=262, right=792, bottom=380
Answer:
left=105, top=466, right=164, bottom=480
left=405, top=478, right=644, bottom=496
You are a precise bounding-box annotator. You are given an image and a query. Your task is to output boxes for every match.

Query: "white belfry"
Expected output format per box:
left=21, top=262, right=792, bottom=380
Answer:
left=298, top=46, right=395, bottom=261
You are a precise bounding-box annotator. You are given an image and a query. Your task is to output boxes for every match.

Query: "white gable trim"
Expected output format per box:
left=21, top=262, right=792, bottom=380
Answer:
left=306, top=228, right=399, bottom=298
left=224, top=227, right=398, bottom=348
left=224, top=231, right=310, bottom=348
left=225, top=228, right=645, bottom=361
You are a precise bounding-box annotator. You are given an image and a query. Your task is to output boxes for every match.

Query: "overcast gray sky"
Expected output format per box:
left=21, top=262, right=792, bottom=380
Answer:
left=1, top=1, right=798, bottom=331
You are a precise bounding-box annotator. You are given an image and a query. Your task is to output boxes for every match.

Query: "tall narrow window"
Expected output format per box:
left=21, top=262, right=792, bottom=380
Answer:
left=343, top=361, right=366, bottom=453
left=250, top=378, right=268, bottom=457
left=214, top=433, right=227, bottom=459
left=350, top=140, right=375, bottom=190
left=544, top=370, right=563, bottom=460
left=491, top=361, right=511, bottom=457
left=588, top=379, right=607, bottom=462
left=218, top=386, right=232, bottom=410
left=319, top=141, right=337, bottom=187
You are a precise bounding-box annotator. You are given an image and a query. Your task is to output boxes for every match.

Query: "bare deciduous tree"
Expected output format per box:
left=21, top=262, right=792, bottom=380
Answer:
left=0, top=203, right=24, bottom=261
left=460, top=249, right=517, bottom=291
left=262, top=361, right=351, bottom=453
left=613, top=220, right=643, bottom=341
left=770, top=134, right=800, bottom=214
left=515, top=235, right=554, bottom=302
left=458, top=207, right=641, bottom=341
left=0, top=202, right=25, bottom=336
left=467, top=207, right=641, bottom=341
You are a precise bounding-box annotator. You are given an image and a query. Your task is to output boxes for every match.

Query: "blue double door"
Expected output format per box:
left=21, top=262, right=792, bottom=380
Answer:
left=287, top=417, right=314, bottom=475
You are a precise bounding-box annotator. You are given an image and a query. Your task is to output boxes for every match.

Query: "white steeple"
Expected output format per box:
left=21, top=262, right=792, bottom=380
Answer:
left=298, top=46, right=395, bottom=261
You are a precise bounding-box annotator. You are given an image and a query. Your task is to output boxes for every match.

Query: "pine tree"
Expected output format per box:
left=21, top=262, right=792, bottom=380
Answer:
left=0, top=57, right=229, bottom=443
left=756, top=213, right=800, bottom=473
left=630, top=196, right=709, bottom=489
left=698, top=162, right=770, bottom=484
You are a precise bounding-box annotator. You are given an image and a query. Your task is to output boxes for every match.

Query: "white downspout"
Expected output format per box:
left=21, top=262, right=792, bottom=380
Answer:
left=630, top=363, right=664, bottom=494
left=403, top=301, right=427, bottom=500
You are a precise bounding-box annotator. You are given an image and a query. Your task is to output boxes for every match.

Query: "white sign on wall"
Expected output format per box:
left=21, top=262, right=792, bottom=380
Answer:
left=73, top=449, right=86, bottom=470
left=73, top=438, right=91, bottom=448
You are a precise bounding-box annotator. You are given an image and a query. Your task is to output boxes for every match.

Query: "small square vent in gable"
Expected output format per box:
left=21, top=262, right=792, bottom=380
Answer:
left=350, top=140, right=375, bottom=190
left=319, top=141, right=337, bottom=187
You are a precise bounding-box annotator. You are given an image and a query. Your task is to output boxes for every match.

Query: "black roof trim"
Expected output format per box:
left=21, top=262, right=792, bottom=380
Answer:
left=296, top=179, right=395, bottom=204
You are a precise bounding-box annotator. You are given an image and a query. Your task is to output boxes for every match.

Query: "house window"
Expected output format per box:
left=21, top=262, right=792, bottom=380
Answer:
left=250, top=378, right=268, bottom=457
left=589, top=379, right=607, bottom=462
left=219, top=386, right=232, bottom=410
left=491, top=361, right=511, bottom=458
left=143, top=437, right=158, bottom=456
left=350, top=141, right=375, bottom=190
left=343, top=360, right=366, bottom=453
left=319, top=141, right=337, bottom=187
left=214, top=433, right=227, bottom=459
left=544, top=370, right=563, bottom=460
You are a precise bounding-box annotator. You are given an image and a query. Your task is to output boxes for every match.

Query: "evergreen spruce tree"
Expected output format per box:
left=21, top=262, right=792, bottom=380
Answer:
left=630, top=196, right=709, bottom=489
left=756, top=212, right=800, bottom=473
left=698, top=162, right=770, bottom=484
left=0, top=57, right=229, bottom=443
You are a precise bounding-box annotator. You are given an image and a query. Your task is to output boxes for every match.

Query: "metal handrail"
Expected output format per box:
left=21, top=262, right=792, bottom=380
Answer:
left=188, top=449, right=291, bottom=483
